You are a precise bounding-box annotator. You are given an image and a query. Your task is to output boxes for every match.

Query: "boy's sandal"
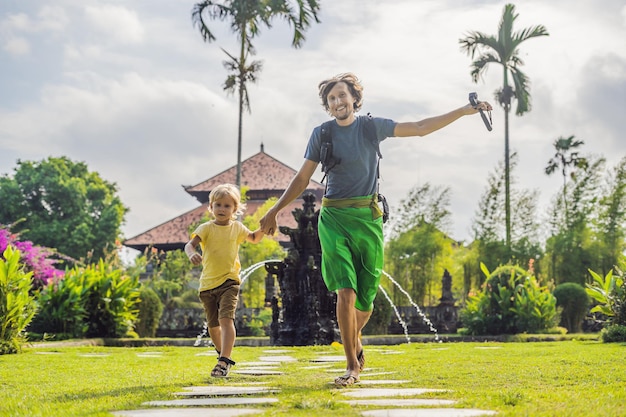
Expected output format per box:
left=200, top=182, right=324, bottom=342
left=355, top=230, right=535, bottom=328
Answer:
left=211, top=357, right=235, bottom=377
left=357, top=349, right=365, bottom=371
left=334, top=373, right=360, bottom=387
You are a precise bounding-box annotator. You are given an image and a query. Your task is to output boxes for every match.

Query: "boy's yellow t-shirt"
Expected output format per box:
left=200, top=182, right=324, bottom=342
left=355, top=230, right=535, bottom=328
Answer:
left=191, top=220, right=250, bottom=292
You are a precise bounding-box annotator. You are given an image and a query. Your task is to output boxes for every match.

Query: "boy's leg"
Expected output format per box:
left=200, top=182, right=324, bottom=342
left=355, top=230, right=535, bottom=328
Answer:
left=208, top=326, right=222, bottom=353
left=216, top=281, right=239, bottom=361
left=218, top=317, right=236, bottom=359
left=199, top=290, right=221, bottom=354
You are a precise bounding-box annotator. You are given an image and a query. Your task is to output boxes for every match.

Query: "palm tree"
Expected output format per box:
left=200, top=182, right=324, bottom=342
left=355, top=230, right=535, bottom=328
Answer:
left=545, top=135, right=588, bottom=218
left=192, top=0, right=321, bottom=188
left=459, top=3, right=548, bottom=249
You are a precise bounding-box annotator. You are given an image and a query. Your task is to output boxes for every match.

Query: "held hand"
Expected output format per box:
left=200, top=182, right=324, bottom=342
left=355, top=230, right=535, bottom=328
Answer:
left=259, top=212, right=278, bottom=235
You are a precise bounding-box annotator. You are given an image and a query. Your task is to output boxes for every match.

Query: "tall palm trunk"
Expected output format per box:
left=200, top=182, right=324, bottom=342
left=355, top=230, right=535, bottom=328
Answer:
left=503, top=70, right=512, bottom=248
left=235, top=26, right=246, bottom=189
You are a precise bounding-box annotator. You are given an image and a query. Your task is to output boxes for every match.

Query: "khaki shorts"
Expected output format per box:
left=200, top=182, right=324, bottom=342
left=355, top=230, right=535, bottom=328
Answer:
left=199, top=279, right=240, bottom=328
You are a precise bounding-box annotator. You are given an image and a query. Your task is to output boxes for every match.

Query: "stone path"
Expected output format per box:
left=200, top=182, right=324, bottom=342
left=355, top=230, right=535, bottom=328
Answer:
left=112, top=348, right=498, bottom=417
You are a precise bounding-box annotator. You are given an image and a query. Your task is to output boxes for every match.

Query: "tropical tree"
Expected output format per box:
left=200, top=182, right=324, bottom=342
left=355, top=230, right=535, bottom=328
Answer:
left=469, top=152, right=542, bottom=285
left=460, top=3, right=549, bottom=249
left=0, top=157, right=128, bottom=262
left=543, top=156, right=605, bottom=284
left=384, top=183, right=455, bottom=305
left=192, top=0, right=321, bottom=188
left=545, top=135, right=588, bottom=217
left=593, top=157, right=626, bottom=275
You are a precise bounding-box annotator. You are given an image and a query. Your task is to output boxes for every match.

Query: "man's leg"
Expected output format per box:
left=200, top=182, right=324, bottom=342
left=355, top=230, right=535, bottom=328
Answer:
left=208, top=326, right=222, bottom=353
left=355, top=308, right=372, bottom=369
left=337, top=288, right=372, bottom=377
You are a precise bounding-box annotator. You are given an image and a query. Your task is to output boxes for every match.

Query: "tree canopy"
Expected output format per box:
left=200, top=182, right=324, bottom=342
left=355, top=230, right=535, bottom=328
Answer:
left=0, top=157, right=128, bottom=262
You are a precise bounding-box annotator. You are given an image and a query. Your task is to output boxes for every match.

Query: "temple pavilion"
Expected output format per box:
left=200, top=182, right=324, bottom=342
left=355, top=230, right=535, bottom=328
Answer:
left=123, top=145, right=324, bottom=253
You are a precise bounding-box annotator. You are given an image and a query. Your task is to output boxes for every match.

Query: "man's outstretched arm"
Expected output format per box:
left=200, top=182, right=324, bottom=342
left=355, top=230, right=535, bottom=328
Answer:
left=260, top=159, right=319, bottom=235
left=394, top=102, right=492, bottom=137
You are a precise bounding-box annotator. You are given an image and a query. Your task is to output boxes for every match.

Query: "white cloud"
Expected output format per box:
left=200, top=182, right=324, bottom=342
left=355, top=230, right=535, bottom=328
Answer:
left=0, top=0, right=624, bottom=244
left=3, top=36, right=30, bottom=55
left=84, top=4, right=144, bottom=44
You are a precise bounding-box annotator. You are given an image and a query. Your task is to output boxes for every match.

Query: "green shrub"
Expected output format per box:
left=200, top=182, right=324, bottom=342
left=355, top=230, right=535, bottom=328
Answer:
left=81, top=260, right=141, bottom=338
left=237, top=308, right=272, bottom=337
left=586, top=268, right=626, bottom=328
left=0, top=246, right=37, bottom=354
left=135, top=286, right=163, bottom=338
left=460, top=263, right=558, bottom=335
left=29, top=271, right=89, bottom=339
left=601, top=324, right=626, bottom=342
left=553, top=282, right=590, bottom=333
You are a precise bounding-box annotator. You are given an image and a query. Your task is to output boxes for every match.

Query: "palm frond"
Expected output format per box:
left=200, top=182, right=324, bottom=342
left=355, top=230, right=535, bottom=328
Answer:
left=459, top=31, right=500, bottom=58
left=513, top=25, right=550, bottom=45
left=469, top=52, right=501, bottom=83
left=509, top=66, right=531, bottom=115
left=192, top=1, right=230, bottom=43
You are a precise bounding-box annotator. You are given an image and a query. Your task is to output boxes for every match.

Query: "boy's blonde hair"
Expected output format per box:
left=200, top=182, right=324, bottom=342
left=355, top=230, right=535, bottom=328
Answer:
left=208, top=184, right=246, bottom=220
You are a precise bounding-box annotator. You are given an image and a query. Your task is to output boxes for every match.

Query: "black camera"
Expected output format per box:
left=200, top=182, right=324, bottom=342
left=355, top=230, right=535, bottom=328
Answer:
left=468, top=92, right=492, bottom=132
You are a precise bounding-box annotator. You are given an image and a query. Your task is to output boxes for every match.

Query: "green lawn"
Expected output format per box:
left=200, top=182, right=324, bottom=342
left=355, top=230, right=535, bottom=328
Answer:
left=1, top=339, right=624, bottom=416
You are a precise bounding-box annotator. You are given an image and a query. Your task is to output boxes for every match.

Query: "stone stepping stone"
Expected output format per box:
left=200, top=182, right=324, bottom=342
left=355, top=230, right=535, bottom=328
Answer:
left=233, top=369, right=284, bottom=376
left=361, top=409, right=497, bottom=417
left=136, top=352, right=163, bottom=358
left=262, top=349, right=292, bottom=354
left=310, top=355, right=346, bottom=363
left=34, top=351, right=62, bottom=355
left=324, top=369, right=387, bottom=375
left=358, top=379, right=412, bottom=385
left=258, top=355, right=296, bottom=362
left=143, top=398, right=278, bottom=407
left=342, top=388, right=447, bottom=397
left=79, top=353, right=111, bottom=357
left=113, top=407, right=263, bottom=416
left=344, top=399, right=456, bottom=406
left=238, top=366, right=280, bottom=371
left=359, top=371, right=396, bottom=377
left=239, top=361, right=280, bottom=367
left=174, top=386, right=278, bottom=396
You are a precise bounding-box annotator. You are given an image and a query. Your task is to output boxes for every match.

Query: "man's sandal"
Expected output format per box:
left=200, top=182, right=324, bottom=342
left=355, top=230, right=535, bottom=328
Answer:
left=211, top=357, right=235, bottom=377
left=357, top=349, right=365, bottom=372
left=334, top=373, right=360, bottom=387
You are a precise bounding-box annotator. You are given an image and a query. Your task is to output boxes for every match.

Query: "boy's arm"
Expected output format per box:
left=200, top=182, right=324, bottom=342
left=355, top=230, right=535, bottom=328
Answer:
left=184, top=235, right=202, bottom=265
left=246, top=228, right=264, bottom=244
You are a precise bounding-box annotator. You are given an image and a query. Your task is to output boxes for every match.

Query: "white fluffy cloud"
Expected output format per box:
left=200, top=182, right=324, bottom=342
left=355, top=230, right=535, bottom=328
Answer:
left=0, top=0, right=624, bottom=247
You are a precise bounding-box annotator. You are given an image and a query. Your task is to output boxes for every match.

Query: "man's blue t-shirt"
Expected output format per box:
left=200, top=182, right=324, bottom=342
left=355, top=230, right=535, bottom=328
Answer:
left=304, top=115, right=396, bottom=199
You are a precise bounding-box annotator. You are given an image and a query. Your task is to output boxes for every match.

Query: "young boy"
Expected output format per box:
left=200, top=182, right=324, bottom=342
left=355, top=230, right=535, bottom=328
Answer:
left=185, top=184, right=264, bottom=377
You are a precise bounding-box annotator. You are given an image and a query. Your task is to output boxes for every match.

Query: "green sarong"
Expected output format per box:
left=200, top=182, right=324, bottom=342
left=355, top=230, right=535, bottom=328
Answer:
left=319, top=194, right=384, bottom=311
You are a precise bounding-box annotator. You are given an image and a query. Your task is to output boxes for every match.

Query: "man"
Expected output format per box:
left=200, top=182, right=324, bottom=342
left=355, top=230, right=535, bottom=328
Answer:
left=260, top=72, right=492, bottom=386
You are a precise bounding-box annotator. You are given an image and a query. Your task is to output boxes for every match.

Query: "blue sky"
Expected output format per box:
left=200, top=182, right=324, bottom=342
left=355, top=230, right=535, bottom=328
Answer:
left=1, top=0, right=625, bottom=255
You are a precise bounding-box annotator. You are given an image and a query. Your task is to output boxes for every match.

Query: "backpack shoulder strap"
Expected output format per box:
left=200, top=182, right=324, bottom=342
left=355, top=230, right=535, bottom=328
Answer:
left=363, top=113, right=382, bottom=159
left=320, top=120, right=333, bottom=146
left=319, top=121, right=339, bottom=184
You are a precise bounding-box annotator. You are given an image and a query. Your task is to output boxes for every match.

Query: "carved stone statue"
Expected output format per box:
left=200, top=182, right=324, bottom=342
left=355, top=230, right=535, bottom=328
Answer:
left=264, top=193, right=339, bottom=345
